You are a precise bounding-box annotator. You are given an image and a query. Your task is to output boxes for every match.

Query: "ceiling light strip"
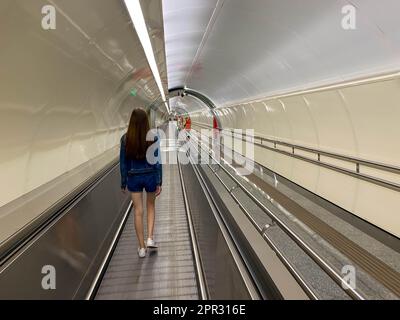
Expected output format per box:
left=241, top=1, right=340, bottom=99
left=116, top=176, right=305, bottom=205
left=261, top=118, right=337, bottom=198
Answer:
left=124, top=0, right=169, bottom=113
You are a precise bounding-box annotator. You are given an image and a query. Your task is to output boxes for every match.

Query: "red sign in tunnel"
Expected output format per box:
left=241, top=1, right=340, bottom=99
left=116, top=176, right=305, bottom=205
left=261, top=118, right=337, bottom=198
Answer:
left=213, top=115, right=219, bottom=130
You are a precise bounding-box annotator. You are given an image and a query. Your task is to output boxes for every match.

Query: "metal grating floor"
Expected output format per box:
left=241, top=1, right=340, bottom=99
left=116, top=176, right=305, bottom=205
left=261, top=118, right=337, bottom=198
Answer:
left=95, top=164, right=199, bottom=300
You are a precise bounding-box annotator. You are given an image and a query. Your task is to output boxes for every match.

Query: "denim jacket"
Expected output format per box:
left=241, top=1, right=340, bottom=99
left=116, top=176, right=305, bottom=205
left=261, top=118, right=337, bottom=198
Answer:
left=120, top=134, right=162, bottom=189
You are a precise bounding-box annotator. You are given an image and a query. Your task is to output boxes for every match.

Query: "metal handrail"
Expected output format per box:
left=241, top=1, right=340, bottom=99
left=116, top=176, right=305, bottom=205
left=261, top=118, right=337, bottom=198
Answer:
left=191, top=121, right=400, bottom=192
left=177, top=161, right=208, bottom=300
left=188, top=157, right=263, bottom=300
left=86, top=201, right=133, bottom=300
left=187, top=131, right=365, bottom=300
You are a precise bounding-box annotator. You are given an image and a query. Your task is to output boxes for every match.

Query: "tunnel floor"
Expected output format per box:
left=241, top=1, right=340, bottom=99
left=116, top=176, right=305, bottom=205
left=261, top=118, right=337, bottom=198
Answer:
left=95, top=164, right=198, bottom=300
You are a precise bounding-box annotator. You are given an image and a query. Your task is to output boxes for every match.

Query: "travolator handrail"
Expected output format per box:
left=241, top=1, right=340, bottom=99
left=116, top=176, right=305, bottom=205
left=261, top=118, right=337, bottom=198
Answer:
left=191, top=121, right=400, bottom=192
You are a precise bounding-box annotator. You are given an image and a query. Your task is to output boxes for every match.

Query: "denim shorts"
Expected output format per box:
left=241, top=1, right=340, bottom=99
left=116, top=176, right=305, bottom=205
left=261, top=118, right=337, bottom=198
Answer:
left=127, top=172, right=158, bottom=193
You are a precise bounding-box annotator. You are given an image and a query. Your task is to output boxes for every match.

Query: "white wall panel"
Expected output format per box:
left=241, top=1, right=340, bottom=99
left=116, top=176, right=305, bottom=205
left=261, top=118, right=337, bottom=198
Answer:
left=355, top=182, right=400, bottom=236
left=272, top=153, right=294, bottom=181
left=255, top=102, right=276, bottom=139
left=190, top=75, right=400, bottom=237
left=282, top=96, right=319, bottom=147
left=340, top=79, right=400, bottom=165
left=254, top=145, right=274, bottom=173
left=306, top=91, right=357, bottom=155
left=317, top=167, right=359, bottom=213
left=264, top=100, right=292, bottom=142
left=290, top=159, right=320, bottom=194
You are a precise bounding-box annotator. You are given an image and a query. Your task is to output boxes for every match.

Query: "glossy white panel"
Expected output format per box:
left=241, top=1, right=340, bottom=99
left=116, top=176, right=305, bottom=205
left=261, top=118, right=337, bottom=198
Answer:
left=0, top=1, right=167, bottom=237
left=354, top=182, right=400, bottom=236
left=305, top=91, right=357, bottom=155
left=339, top=79, right=400, bottom=165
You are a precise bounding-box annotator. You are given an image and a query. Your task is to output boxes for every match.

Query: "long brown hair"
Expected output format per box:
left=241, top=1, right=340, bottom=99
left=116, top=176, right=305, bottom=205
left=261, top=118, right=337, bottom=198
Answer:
left=125, top=108, right=151, bottom=160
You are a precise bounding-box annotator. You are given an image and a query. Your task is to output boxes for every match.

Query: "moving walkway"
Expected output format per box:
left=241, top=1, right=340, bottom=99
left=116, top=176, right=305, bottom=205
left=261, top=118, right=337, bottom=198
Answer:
left=1, top=125, right=399, bottom=300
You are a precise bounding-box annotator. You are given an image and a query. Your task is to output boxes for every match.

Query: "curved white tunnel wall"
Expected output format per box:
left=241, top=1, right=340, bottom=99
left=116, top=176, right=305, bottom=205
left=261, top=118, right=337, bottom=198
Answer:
left=0, top=1, right=166, bottom=214
left=190, top=75, right=400, bottom=238
left=183, top=0, right=400, bottom=107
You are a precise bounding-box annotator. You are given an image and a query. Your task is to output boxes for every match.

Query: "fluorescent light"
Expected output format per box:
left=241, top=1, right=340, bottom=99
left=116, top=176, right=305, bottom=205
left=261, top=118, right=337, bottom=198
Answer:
left=124, top=0, right=169, bottom=113
left=164, top=101, right=170, bottom=113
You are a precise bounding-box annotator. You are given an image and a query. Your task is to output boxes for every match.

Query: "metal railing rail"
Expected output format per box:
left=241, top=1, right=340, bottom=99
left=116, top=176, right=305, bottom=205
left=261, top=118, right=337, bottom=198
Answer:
left=191, top=121, right=400, bottom=192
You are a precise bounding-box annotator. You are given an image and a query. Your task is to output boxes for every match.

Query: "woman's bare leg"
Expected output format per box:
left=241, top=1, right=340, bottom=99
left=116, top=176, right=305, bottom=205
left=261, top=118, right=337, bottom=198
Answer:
left=132, top=192, right=145, bottom=249
left=146, top=192, right=156, bottom=239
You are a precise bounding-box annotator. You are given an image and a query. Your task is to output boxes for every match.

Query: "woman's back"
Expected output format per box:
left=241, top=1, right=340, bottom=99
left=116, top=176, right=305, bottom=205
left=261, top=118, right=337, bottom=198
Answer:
left=119, top=108, right=163, bottom=258
left=120, top=133, right=161, bottom=171
left=119, top=109, right=162, bottom=191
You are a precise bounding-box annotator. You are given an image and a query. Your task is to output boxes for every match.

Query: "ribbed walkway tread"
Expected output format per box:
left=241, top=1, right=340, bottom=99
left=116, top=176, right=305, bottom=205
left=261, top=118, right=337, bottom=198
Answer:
left=95, top=165, right=198, bottom=300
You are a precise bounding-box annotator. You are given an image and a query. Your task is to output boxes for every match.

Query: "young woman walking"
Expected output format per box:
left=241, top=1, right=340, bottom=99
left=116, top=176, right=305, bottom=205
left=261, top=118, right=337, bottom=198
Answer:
left=120, top=108, right=162, bottom=258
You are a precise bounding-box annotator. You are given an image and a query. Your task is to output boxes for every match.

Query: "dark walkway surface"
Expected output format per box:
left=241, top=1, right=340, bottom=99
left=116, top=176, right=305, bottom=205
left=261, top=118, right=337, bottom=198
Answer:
left=95, top=164, right=198, bottom=300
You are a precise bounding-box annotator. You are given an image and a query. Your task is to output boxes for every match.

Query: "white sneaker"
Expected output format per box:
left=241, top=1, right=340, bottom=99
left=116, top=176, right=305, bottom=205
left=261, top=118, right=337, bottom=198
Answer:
left=138, top=247, right=146, bottom=258
left=146, top=238, right=158, bottom=249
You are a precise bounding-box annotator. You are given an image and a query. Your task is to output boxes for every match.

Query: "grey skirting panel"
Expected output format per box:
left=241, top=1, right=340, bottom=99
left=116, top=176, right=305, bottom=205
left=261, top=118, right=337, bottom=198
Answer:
left=0, top=163, right=130, bottom=299
left=180, top=161, right=254, bottom=299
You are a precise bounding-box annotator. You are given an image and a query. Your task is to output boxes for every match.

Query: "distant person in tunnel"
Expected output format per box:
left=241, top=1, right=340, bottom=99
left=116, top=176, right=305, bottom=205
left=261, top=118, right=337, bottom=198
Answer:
left=184, top=116, right=191, bottom=130
left=120, top=108, right=162, bottom=258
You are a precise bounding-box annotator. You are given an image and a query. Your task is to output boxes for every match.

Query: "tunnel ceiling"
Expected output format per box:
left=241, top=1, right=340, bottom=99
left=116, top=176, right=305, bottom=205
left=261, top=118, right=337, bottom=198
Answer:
left=163, top=0, right=218, bottom=90
left=163, top=0, right=400, bottom=108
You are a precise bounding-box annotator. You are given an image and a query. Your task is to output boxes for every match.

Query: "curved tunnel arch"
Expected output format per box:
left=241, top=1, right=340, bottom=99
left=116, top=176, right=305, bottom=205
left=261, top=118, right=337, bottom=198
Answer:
left=168, top=87, right=217, bottom=110
left=1, top=0, right=400, bottom=300
left=167, top=87, right=222, bottom=129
